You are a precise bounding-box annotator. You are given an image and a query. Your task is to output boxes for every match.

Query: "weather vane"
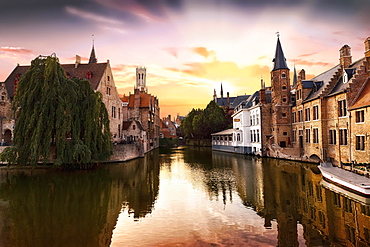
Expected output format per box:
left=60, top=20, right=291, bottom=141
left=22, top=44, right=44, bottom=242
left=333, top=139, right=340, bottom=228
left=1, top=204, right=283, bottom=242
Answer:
left=275, top=31, right=280, bottom=38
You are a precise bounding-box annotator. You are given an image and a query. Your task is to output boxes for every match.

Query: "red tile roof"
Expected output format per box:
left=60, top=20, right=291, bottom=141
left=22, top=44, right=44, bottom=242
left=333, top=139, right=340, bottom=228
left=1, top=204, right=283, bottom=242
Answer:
left=349, top=77, right=370, bottom=110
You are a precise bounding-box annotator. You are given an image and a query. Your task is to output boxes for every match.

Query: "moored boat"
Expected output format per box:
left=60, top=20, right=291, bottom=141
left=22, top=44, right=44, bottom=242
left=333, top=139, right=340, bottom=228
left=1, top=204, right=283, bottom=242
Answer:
left=319, top=162, right=370, bottom=196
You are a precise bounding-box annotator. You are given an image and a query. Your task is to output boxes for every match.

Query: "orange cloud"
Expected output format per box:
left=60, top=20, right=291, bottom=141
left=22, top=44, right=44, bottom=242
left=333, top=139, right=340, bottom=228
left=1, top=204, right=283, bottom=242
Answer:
left=295, top=59, right=333, bottom=67
left=0, top=46, right=32, bottom=54
left=191, top=47, right=216, bottom=58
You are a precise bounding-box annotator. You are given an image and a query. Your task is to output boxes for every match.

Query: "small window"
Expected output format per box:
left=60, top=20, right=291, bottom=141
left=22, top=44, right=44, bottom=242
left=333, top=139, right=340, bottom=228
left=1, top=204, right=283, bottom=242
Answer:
left=313, top=128, right=319, bottom=143
left=313, top=106, right=319, bottom=120
left=305, top=108, right=310, bottom=121
left=282, top=73, right=286, bottom=78
left=282, top=85, right=287, bottom=90
left=339, top=129, right=347, bottom=145
left=282, top=97, right=287, bottom=103
left=356, top=136, right=365, bottom=150
left=282, top=113, right=287, bottom=118
left=306, top=129, right=310, bottom=143
left=338, top=100, right=347, bottom=117
left=283, top=132, right=287, bottom=136
left=280, top=141, right=286, bottom=147
left=133, top=125, right=136, bottom=130
left=329, top=130, right=336, bottom=145
left=355, top=110, right=364, bottom=123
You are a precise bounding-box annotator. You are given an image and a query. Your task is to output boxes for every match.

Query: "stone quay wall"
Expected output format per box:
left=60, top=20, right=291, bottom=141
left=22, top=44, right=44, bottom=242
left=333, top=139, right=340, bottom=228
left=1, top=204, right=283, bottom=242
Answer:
left=0, top=143, right=145, bottom=164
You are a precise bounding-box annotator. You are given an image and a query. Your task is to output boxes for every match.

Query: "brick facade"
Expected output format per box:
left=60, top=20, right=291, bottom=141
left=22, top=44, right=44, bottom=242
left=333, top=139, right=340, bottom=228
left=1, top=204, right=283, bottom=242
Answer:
left=262, top=36, right=370, bottom=165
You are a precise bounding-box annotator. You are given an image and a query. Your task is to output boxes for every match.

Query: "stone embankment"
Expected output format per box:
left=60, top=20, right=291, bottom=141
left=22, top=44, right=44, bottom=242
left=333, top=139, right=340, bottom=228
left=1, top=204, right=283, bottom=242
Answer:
left=0, top=142, right=145, bottom=167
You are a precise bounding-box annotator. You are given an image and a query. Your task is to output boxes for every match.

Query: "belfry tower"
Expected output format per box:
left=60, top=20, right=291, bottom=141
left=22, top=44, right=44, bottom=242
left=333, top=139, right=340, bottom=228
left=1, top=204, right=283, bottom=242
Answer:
left=136, top=67, right=147, bottom=93
left=271, top=35, right=292, bottom=148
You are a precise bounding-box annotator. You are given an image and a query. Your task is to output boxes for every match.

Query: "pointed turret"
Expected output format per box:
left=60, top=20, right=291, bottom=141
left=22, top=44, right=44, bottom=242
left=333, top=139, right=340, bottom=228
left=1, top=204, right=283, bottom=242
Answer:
left=292, top=65, right=297, bottom=87
left=272, top=37, right=288, bottom=71
left=220, top=82, right=223, bottom=99
left=89, top=41, right=97, bottom=64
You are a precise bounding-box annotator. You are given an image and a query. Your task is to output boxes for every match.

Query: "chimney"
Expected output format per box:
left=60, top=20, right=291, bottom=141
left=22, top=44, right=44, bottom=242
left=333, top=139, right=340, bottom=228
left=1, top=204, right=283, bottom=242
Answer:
left=298, top=69, right=306, bottom=81
left=75, top=55, right=81, bottom=68
left=365, top=37, right=370, bottom=71
left=339, top=44, right=352, bottom=68
left=227, top=92, right=230, bottom=106
left=168, top=115, right=171, bottom=121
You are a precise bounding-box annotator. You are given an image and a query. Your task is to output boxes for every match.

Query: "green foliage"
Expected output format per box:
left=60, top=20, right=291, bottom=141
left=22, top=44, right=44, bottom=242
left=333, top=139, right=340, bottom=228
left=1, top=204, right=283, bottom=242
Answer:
left=1, top=55, right=112, bottom=166
left=159, top=137, right=179, bottom=148
left=181, top=100, right=228, bottom=139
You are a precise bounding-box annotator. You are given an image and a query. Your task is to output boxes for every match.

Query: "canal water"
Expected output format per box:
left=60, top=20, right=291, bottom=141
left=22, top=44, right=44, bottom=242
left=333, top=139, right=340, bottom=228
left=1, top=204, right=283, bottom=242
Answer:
left=0, top=147, right=369, bottom=246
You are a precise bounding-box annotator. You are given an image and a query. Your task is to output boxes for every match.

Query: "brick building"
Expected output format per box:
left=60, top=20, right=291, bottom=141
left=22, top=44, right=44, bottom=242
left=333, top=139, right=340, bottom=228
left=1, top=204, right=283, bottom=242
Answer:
left=2, top=44, right=123, bottom=143
left=160, top=115, right=177, bottom=138
left=263, top=36, right=370, bottom=165
left=123, top=67, right=160, bottom=151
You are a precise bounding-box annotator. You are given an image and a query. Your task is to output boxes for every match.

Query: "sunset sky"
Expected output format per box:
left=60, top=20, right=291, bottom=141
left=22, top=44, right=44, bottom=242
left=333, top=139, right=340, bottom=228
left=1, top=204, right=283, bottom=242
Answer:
left=1, top=0, right=370, bottom=119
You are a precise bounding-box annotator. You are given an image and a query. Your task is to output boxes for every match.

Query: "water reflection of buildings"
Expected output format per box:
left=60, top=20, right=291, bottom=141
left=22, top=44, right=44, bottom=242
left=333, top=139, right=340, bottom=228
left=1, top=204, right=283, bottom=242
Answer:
left=0, top=149, right=160, bottom=247
left=227, top=155, right=370, bottom=246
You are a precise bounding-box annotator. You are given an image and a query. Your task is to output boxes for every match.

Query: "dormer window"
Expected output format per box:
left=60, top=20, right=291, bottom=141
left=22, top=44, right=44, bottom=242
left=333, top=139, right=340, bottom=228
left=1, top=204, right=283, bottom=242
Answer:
left=343, top=71, right=348, bottom=83
left=86, top=71, right=92, bottom=79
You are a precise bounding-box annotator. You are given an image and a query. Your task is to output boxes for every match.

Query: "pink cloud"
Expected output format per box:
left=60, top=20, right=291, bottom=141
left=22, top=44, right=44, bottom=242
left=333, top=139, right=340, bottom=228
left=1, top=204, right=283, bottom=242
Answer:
left=0, top=46, right=32, bottom=54
left=298, top=52, right=317, bottom=57
left=163, top=47, right=179, bottom=58
left=295, top=59, right=333, bottom=67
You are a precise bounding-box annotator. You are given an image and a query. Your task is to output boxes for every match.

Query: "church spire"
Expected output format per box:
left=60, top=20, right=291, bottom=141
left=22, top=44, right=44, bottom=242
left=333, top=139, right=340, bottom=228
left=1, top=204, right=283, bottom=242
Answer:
left=293, top=63, right=297, bottom=87
left=220, top=82, right=223, bottom=99
left=89, top=36, right=97, bottom=64
left=272, top=34, right=288, bottom=71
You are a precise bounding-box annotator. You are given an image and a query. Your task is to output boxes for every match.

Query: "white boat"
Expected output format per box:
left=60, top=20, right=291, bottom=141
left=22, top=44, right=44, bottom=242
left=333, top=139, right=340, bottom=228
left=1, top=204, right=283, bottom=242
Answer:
left=319, top=162, right=370, bottom=196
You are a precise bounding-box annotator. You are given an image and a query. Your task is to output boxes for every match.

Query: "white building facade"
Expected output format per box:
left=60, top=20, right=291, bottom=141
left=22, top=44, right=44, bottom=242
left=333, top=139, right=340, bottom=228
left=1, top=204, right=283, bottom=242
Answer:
left=212, top=92, right=262, bottom=155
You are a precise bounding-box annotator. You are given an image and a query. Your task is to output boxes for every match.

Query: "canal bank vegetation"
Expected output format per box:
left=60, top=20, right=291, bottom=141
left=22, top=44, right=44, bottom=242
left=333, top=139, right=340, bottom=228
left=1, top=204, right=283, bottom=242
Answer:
left=0, top=55, right=112, bottom=167
left=181, top=101, right=230, bottom=143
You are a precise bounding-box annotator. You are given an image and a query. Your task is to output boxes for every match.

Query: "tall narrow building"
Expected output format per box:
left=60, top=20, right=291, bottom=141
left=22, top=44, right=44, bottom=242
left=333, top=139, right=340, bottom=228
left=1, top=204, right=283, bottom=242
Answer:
left=270, top=36, right=292, bottom=148
left=136, top=67, right=147, bottom=93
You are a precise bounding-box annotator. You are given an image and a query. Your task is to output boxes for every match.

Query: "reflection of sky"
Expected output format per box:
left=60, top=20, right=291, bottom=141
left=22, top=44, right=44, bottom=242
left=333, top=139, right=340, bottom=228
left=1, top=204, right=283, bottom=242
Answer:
left=111, top=149, right=279, bottom=246
left=1, top=0, right=369, bottom=117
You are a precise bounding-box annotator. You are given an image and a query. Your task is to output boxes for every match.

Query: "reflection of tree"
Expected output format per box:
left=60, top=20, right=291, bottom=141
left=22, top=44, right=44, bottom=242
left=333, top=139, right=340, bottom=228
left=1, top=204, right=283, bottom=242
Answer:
left=0, top=150, right=160, bottom=247
left=0, top=169, right=112, bottom=247
left=118, top=150, right=160, bottom=219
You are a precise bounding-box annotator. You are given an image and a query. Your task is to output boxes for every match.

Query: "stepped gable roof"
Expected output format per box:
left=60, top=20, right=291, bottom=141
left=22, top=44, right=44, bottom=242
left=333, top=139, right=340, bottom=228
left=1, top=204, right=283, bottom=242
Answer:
left=272, top=37, right=289, bottom=71
left=328, top=58, right=365, bottom=96
left=303, top=64, right=341, bottom=102
left=4, top=62, right=108, bottom=99
left=349, top=77, right=370, bottom=110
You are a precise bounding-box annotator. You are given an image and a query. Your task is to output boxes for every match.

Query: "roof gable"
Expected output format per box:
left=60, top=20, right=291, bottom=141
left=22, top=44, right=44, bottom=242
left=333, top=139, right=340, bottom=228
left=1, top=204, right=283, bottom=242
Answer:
left=349, top=77, right=370, bottom=110
left=4, top=62, right=108, bottom=99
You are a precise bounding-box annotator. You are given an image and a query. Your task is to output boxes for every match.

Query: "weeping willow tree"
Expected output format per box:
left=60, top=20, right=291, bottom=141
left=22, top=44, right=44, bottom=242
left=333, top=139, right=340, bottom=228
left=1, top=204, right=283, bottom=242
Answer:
left=1, top=54, right=112, bottom=166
